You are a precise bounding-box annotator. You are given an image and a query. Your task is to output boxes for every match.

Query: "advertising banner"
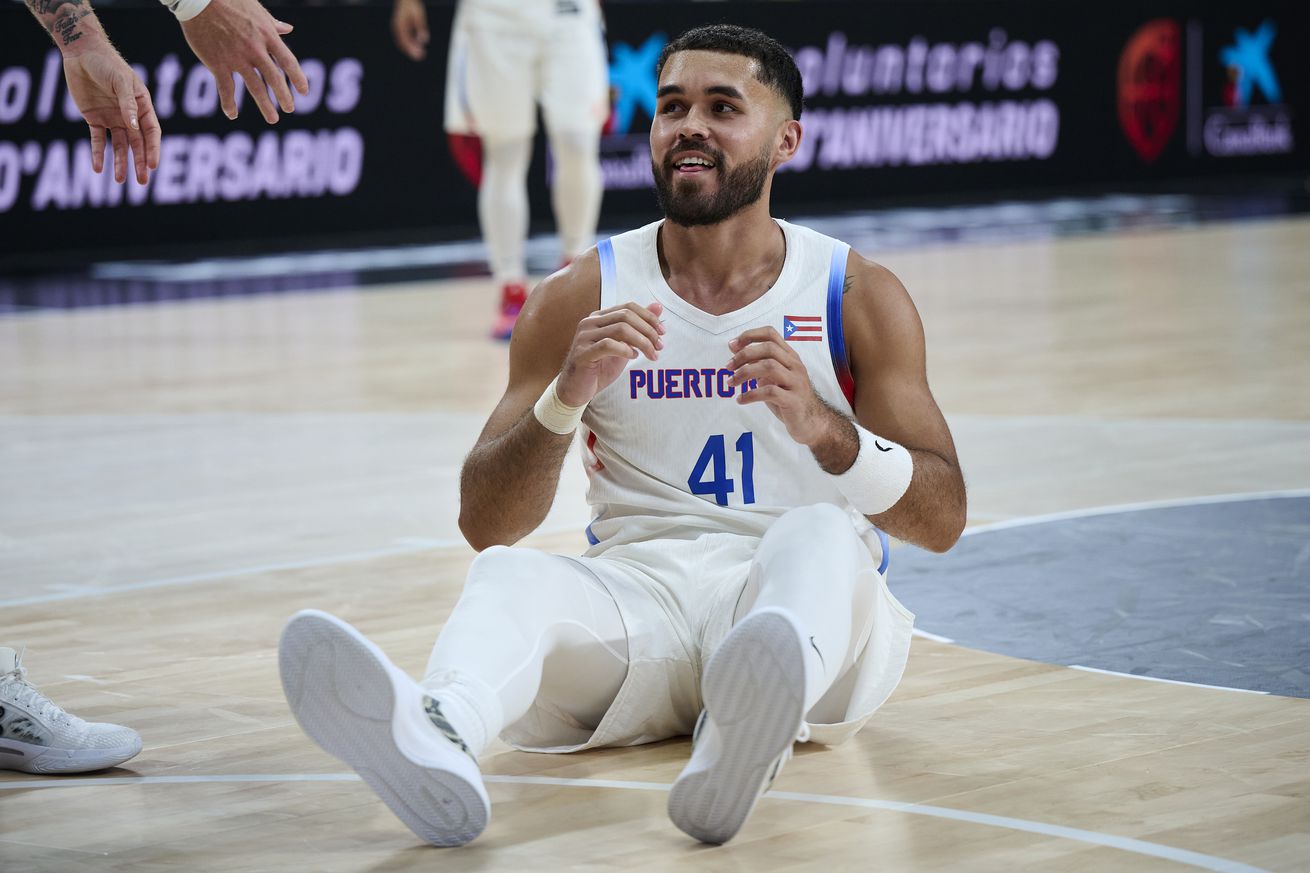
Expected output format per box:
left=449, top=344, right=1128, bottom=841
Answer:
left=1, top=1, right=1307, bottom=263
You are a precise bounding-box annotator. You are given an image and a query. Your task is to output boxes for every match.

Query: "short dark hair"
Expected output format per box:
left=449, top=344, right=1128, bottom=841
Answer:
left=655, top=25, right=804, bottom=120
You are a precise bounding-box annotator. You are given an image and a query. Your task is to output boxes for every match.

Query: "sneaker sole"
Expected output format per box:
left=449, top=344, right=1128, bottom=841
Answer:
left=667, top=608, right=806, bottom=844
left=0, top=737, right=142, bottom=774
left=278, top=610, right=488, bottom=847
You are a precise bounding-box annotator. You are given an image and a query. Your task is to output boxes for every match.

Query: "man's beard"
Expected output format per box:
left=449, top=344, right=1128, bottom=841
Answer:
left=652, top=143, right=772, bottom=227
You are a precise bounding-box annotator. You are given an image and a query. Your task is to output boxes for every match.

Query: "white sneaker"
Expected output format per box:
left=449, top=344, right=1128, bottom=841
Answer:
left=278, top=610, right=490, bottom=847
left=0, top=647, right=142, bottom=774
left=667, top=608, right=810, bottom=844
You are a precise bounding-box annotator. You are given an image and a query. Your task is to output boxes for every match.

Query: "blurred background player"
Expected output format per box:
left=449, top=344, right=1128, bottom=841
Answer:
left=392, top=0, right=610, bottom=339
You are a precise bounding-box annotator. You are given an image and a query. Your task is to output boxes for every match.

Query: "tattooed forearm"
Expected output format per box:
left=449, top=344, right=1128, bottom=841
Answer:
left=53, top=6, right=92, bottom=45
left=25, top=0, right=96, bottom=47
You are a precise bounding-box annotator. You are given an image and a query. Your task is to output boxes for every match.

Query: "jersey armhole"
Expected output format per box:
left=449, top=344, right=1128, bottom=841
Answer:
left=597, top=237, right=617, bottom=308
left=826, top=242, right=856, bottom=407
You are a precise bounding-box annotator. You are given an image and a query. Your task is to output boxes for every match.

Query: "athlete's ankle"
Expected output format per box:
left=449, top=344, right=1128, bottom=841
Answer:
left=420, top=672, right=502, bottom=758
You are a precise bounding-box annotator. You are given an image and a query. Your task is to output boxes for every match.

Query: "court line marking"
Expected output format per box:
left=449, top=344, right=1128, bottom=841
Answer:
left=960, top=489, right=1310, bottom=537
left=0, top=772, right=1268, bottom=873
left=1068, top=665, right=1270, bottom=695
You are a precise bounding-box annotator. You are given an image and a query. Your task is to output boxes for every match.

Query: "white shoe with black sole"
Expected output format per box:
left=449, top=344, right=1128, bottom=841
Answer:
left=278, top=610, right=490, bottom=847
left=667, top=607, right=810, bottom=844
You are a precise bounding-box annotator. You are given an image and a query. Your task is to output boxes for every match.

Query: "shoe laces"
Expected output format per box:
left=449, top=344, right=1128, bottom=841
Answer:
left=0, top=650, right=75, bottom=727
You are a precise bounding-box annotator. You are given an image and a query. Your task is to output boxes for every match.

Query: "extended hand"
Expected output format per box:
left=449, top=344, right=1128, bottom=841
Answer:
left=557, top=302, right=665, bottom=407
left=727, top=326, right=834, bottom=446
left=391, top=0, right=430, bottom=61
left=63, top=47, right=160, bottom=184
left=180, top=0, right=309, bottom=123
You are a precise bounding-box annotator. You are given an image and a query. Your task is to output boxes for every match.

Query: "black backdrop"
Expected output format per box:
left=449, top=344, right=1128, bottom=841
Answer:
left=1, top=0, right=1307, bottom=264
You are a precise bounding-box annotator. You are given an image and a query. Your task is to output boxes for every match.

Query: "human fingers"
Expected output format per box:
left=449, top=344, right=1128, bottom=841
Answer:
left=392, top=7, right=425, bottom=60
left=573, top=336, right=641, bottom=364
left=239, top=67, right=278, bottom=124
left=734, top=383, right=786, bottom=405
left=578, top=320, right=660, bottom=361
left=584, top=307, right=664, bottom=349
left=256, top=53, right=295, bottom=114
left=136, top=84, right=161, bottom=171
left=726, top=358, right=794, bottom=390
left=215, top=69, right=238, bottom=120
left=89, top=125, right=106, bottom=174
left=594, top=301, right=666, bottom=336
left=727, top=326, right=800, bottom=366
left=727, top=325, right=787, bottom=353
left=110, top=71, right=149, bottom=183
left=110, top=128, right=127, bottom=184
left=270, top=34, right=309, bottom=95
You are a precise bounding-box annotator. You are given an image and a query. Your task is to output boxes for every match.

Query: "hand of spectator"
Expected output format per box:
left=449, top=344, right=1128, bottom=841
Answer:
left=180, top=0, right=309, bottom=123
left=392, top=0, right=429, bottom=61
left=63, top=45, right=161, bottom=184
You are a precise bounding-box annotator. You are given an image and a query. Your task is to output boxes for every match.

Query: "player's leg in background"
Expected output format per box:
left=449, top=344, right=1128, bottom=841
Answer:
left=422, top=545, right=629, bottom=758
left=479, top=134, right=533, bottom=286
left=546, top=127, right=603, bottom=266
left=541, top=15, right=609, bottom=266
left=461, top=21, right=540, bottom=338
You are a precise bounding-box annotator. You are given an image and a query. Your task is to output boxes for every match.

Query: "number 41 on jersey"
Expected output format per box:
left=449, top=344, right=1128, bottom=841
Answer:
left=688, top=432, right=756, bottom=506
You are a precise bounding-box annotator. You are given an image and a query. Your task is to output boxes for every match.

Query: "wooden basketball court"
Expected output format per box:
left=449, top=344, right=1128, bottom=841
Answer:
left=2, top=215, right=1308, bottom=871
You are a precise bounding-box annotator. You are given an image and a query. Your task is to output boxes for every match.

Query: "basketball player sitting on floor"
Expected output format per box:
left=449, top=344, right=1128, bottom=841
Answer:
left=278, top=24, right=966, bottom=847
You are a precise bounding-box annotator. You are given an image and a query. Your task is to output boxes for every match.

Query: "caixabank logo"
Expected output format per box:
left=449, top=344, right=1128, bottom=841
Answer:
left=598, top=33, right=667, bottom=191
left=1204, top=20, right=1294, bottom=157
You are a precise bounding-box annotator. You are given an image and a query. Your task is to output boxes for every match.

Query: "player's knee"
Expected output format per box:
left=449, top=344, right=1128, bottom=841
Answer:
left=774, top=503, right=853, bottom=539
left=548, top=127, right=600, bottom=154
left=465, top=545, right=546, bottom=595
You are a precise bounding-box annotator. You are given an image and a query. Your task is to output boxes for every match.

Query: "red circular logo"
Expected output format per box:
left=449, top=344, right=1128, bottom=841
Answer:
left=1118, top=20, right=1182, bottom=164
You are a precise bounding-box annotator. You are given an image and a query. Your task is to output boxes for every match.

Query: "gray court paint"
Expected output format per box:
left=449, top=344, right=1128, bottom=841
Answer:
left=0, top=773, right=1270, bottom=873
left=895, top=495, right=1310, bottom=698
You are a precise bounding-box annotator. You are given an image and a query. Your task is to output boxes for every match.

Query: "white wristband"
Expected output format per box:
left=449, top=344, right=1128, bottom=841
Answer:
left=827, top=422, right=914, bottom=515
left=532, top=376, right=586, bottom=435
left=162, top=0, right=212, bottom=23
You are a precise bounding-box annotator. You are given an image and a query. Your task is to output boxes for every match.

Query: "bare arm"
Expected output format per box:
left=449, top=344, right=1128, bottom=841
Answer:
left=457, top=254, right=666, bottom=550
left=727, top=253, right=965, bottom=552
left=832, top=255, right=965, bottom=551
left=25, top=0, right=161, bottom=184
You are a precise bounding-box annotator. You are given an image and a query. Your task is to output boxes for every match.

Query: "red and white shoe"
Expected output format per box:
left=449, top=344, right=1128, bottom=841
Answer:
left=490, top=282, right=528, bottom=341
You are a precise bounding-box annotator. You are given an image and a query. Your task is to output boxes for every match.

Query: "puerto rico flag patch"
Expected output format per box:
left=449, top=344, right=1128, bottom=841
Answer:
left=783, top=315, right=823, bottom=342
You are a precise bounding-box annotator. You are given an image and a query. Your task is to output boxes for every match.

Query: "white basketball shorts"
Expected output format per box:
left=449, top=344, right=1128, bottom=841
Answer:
left=444, top=0, right=610, bottom=139
left=500, top=530, right=914, bottom=754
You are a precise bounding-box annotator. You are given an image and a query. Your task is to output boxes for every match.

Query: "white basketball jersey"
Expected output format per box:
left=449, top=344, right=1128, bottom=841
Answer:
left=580, top=219, right=889, bottom=568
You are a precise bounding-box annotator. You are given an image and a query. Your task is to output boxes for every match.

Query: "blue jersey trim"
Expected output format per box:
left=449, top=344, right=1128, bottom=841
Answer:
left=597, top=238, right=616, bottom=301
left=875, top=527, right=890, bottom=575
left=826, top=243, right=855, bottom=405
left=585, top=523, right=599, bottom=546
